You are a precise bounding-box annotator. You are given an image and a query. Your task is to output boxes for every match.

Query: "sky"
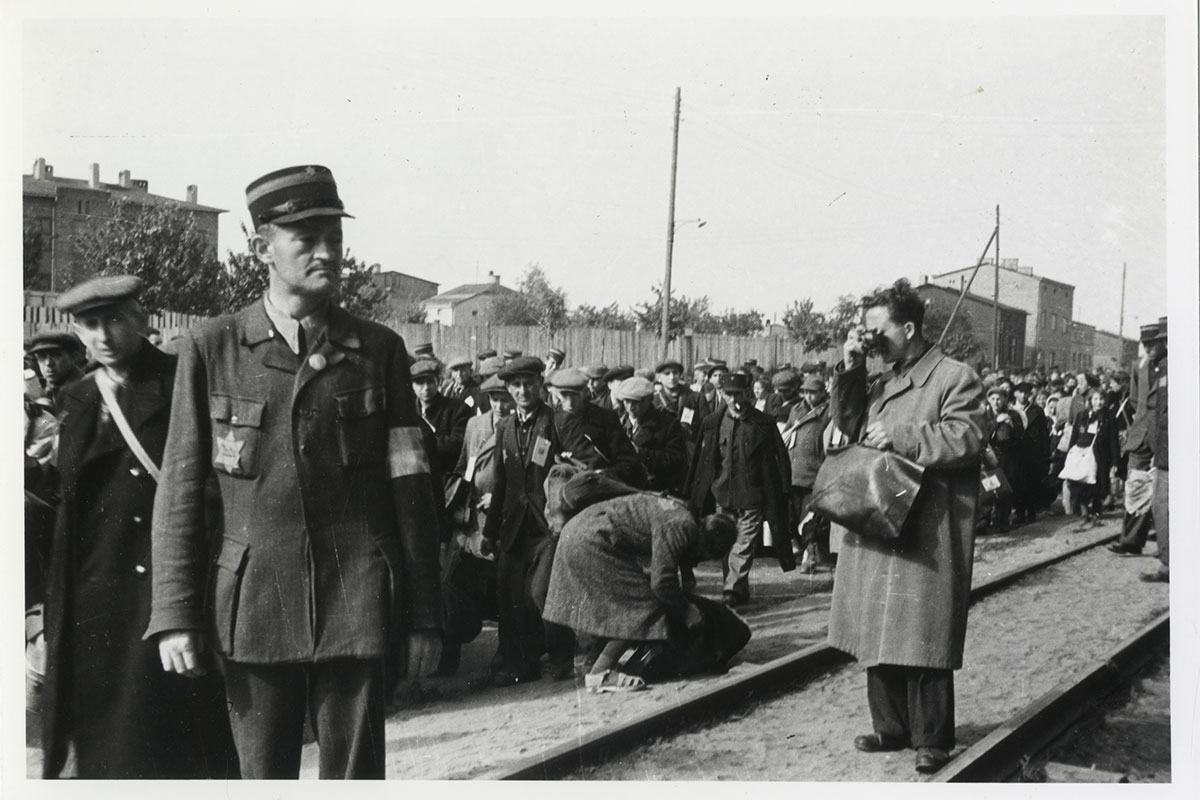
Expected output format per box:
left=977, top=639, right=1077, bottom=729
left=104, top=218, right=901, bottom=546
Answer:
left=10, top=5, right=1179, bottom=336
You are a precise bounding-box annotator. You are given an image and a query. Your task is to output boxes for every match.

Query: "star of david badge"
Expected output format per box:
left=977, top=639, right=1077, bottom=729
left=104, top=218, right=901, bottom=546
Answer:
left=215, top=430, right=245, bottom=473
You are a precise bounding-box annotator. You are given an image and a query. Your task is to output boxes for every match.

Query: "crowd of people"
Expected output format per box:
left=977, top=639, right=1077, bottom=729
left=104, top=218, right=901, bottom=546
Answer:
left=22, top=164, right=1170, bottom=780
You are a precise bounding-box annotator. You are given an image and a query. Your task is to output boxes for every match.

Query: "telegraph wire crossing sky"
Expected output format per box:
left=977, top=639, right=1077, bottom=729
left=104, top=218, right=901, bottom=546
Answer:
left=18, top=12, right=1169, bottom=333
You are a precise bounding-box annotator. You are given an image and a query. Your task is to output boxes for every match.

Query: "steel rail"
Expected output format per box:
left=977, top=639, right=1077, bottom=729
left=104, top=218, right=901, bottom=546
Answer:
left=933, top=611, right=1169, bottom=782
left=487, top=531, right=1118, bottom=780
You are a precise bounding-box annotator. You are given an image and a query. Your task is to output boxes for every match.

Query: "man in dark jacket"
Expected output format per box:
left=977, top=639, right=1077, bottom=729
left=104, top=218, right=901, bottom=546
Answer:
left=684, top=372, right=795, bottom=607
left=43, top=275, right=237, bottom=779
left=549, top=367, right=644, bottom=487
left=1011, top=381, right=1049, bottom=524
left=616, top=375, right=688, bottom=494
left=1140, top=317, right=1169, bottom=582
left=413, top=358, right=473, bottom=480
left=782, top=374, right=831, bottom=568
left=482, top=358, right=602, bottom=684
left=765, top=369, right=806, bottom=425
left=27, top=331, right=86, bottom=415
left=652, top=359, right=710, bottom=446
left=148, top=166, right=444, bottom=779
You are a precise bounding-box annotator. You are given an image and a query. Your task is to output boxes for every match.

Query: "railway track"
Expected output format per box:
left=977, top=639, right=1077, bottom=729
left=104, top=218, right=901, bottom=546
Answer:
left=934, top=612, right=1168, bottom=782
left=486, top=530, right=1128, bottom=780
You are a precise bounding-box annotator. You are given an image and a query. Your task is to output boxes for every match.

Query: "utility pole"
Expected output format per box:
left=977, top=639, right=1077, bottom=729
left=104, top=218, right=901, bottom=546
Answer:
left=660, top=87, right=682, bottom=362
left=992, top=204, right=1000, bottom=369
left=1118, top=261, right=1127, bottom=341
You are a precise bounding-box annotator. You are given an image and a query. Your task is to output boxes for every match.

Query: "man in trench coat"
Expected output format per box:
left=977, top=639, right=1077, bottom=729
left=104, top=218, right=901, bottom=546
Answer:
left=826, top=279, right=986, bottom=774
left=146, top=166, right=443, bottom=779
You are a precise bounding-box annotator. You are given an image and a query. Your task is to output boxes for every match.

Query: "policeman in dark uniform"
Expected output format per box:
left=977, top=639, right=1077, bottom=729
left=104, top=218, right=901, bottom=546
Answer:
left=147, top=166, right=443, bottom=779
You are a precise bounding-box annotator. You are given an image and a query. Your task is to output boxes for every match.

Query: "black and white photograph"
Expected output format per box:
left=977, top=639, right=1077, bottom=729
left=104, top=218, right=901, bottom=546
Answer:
left=7, top=0, right=1197, bottom=790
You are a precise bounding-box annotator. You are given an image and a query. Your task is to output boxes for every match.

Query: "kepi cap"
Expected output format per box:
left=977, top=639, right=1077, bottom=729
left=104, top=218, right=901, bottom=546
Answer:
left=718, top=372, right=749, bottom=392
left=246, top=165, right=353, bottom=229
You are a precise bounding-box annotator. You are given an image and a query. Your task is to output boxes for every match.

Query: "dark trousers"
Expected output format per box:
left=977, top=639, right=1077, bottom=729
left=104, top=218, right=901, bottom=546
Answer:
left=222, top=658, right=385, bottom=779
left=496, top=533, right=573, bottom=677
left=867, top=665, right=955, bottom=750
left=1117, top=510, right=1154, bottom=552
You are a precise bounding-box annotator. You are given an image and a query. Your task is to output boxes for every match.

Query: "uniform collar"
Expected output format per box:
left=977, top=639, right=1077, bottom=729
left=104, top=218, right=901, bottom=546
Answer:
left=241, top=295, right=362, bottom=351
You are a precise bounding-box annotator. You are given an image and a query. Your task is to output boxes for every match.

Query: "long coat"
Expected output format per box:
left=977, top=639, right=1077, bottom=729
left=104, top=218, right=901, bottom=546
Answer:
left=826, top=346, right=986, bottom=670
left=420, top=391, right=472, bottom=477
left=684, top=406, right=796, bottom=572
left=146, top=300, right=443, bottom=674
left=542, top=493, right=697, bottom=641
left=43, top=342, right=236, bottom=778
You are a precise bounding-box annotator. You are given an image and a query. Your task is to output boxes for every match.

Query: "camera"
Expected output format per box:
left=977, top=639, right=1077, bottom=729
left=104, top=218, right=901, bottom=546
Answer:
left=856, top=327, right=882, bottom=356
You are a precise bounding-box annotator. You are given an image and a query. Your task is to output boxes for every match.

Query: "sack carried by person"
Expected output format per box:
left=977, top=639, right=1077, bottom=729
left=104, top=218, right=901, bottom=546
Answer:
left=1059, top=444, right=1098, bottom=484
left=1056, top=422, right=1074, bottom=453
left=808, top=445, right=925, bottom=541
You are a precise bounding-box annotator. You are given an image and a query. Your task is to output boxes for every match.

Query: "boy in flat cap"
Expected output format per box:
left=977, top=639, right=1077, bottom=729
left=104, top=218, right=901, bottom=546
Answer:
left=413, top=358, right=473, bottom=480
left=41, top=275, right=237, bottom=778
left=26, top=332, right=86, bottom=415
left=548, top=367, right=644, bottom=487
left=148, top=166, right=443, bottom=779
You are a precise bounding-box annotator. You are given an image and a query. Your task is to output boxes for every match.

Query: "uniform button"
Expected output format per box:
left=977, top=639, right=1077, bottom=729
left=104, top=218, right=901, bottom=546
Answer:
left=135, top=565, right=146, bottom=574
left=231, top=415, right=239, bottom=424
left=133, top=515, right=143, bottom=523
left=309, top=354, right=327, bottom=371
left=268, top=329, right=275, bottom=338
left=130, top=467, right=142, bottom=477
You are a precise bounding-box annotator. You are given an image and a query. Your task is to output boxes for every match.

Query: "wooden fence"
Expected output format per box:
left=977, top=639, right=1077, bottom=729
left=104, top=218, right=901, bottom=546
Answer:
left=24, top=291, right=839, bottom=370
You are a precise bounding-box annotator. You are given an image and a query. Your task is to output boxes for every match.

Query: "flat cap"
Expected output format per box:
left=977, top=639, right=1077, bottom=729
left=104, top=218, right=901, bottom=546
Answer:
left=706, top=361, right=731, bottom=377
left=477, top=349, right=498, bottom=361
left=246, top=164, right=353, bottom=229
left=718, top=372, right=750, bottom=392
left=412, top=342, right=435, bottom=357
left=446, top=356, right=472, bottom=370
left=613, top=376, right=655, bottom=401
left=584, top=365, right=609, bottom=380
left=499, top=356, right=544, bottom=380
left=27, top=331, right=85, bottom=355
left=547, top=347, right=566, bottom=360
left=547, top=367, right=589, bottom=391
left=986, top=384, right=1009, bottom=399
left=800, top=374, right=826, bottom=393
left=603, top=365, right=635, bottom=383
left=771, top=369, right=800, bottom=389
left=480, top=374, right=508, bottom=395
left=58, top=274, right=144, bottom=316
left=478, top=356, right=505, bottom=378
left=502, top=348, right=524, bottom=360
left=410, top=360, right=441, bottom=380
left=655, top=359, right=684, bottom=374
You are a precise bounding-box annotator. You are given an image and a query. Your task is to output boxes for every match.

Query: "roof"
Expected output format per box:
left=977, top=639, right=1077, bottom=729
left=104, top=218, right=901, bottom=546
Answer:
left=22, top=174, right=226, bottom=214
left=916, top=283, right=1027, bottom=316
left=928, top=263, right=1074, bottom=291
left=422, top=281, right=517, bottom=307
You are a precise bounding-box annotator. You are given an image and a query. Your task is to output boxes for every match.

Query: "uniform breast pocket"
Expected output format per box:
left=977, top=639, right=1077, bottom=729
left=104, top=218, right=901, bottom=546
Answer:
left=335, top=386, right=388, bottom=468
left=210, top=394, right=266, bottom=478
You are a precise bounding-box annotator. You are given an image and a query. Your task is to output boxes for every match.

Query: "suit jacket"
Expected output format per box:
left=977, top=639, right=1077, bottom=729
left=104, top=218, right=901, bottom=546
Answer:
left=627, top=405, right=689, bottom=495
left=146, top=299, right=443, bottom=669
left=684, top=405, right=795, bottom=572
left=420, top=392, right=473, bottom=477
left=482, top=402, right=595, bottom=551
left=43, top=342, right=235, bottom=777
left=784, top=399, right=829, bottom=488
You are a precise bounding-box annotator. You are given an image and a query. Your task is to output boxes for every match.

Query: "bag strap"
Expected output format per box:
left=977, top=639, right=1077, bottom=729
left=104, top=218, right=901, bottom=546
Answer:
left=93, top=369, right=161, bottom=482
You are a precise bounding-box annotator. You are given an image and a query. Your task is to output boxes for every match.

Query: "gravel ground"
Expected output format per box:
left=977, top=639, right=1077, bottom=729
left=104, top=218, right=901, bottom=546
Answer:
left=578, top=516, right=1168, bottom=780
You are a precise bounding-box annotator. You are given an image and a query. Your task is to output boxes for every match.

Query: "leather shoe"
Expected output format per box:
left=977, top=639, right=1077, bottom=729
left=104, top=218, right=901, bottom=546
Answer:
left=915, top=747, right=950, bottom=774
left=1107, top=543, right=1142, bottom=556
left=1140, top=568, right=1169, bottom=583
left=854, top=732, right=909, bottom=753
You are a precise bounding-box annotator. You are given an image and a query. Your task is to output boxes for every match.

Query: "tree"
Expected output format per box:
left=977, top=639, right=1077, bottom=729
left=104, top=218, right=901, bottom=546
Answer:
left=782, top=298, right=832, bottom=351
left=569, top=302, right=636, bottom=330
left=23, top=212, right=47, bottom=290
left=710, top=308, right=765, bottom=337
left=632, top=284, right=714, bottom=341
left=490, top=264, right=570, bottom=333
left=923, top=304, right=981, bottom=363
left=70, top=197, right=226, bottom=315
left=826, top=293, right=862, bottom=343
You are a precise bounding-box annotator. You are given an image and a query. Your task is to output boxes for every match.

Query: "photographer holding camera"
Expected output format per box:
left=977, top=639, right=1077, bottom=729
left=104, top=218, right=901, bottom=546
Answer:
left=826, top=279, right=987, bottom=775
